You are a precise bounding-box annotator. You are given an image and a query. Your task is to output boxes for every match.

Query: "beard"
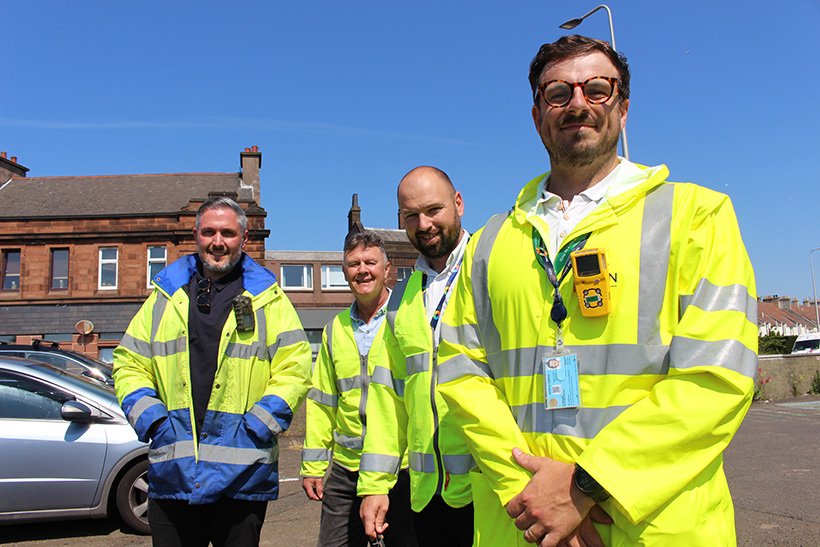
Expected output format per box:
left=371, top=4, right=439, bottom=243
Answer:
left=545, top=112, right=622, bottom=169
left=200, top=249, right=242, bottom=276
left=414, top=221, right=461, bottom=261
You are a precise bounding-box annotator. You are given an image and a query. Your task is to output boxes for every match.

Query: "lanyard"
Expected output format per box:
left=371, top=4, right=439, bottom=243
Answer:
left=531, top=229, right=590, bottom=328
left=422, top=262, right=464, bottom=332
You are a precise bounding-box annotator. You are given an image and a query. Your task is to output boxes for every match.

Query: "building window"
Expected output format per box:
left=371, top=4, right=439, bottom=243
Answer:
left=147, top=246, right=167, bottom=288
left=2, top=250, right=21, bottom=291
left=98, top=247, right=118, bottom=290
left=50, top=249, right=69, bottom=290
left=321, top=265, right=349, bottom=290
left=280, top=264, right=313, bottom=290
left=397, top=267, right=413, bottom=282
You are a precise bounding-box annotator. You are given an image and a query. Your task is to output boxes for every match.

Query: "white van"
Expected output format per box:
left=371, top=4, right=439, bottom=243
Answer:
left=791, top=332, right=820, bottom=354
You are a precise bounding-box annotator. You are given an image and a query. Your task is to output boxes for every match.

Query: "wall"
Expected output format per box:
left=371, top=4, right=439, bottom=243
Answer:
left=757, top=354, right=820, bottom=400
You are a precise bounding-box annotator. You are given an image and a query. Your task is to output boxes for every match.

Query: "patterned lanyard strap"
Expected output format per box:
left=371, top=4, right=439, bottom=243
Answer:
left=531, top=229, right=590, bottom=327
left=423, top=261, right=462, bottom=331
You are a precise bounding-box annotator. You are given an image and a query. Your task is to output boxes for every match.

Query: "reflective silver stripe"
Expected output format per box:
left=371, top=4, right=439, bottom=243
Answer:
left=408, top=451, right=473, bottom=474
left=512, top=403, right=628, bottom=438
left=308, top=387, right=337, bottom=407
left=151, top=295, right=168, bottom=343
left=486, top=344, right=671, bottom=380
left=151, top=337, right=187, bottom=357
left=442, top=454, right=476, bottom=475
left=406, top=352, right=429, bottom=376
left=268, top=328, right=309, bottom=360
left=386, top=278, right=410, bottom=333
left=337, top=375, right=363, bottom=393
left=333, top=431, right=364, bottom=450
left=670, top=337, right=758, bottom=378
left=360, top=453, right=401, bottom=475
left=441, top=322, right=482, bottom=351
left=249, top=404, right=283, bottom=435
left=256, top=307, right=267, bottom=350
left=471, top=213, right=509, bottom=357
left=225, top=341, right=268, bottom=360
left=127, top=395, right=164, bottom=427
left=119, top=333, right=152, bottom=359
left=148, top=440, right=196, bottom=464
left=437, top=353, right=491, bottom=385
left=370, top=365, right=405, bottom=397
left=301, top=447, right=332, bottom=462
left=199, top=443, right=277, bottom=466
left=681, top=280, right=757, bottom=325
left=638, top=184, right=674, bottom=346
left=326, top=320, right=334, bottom=364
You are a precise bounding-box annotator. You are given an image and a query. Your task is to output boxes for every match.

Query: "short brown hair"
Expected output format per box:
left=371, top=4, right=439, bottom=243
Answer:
left=529, top=34, right=630, bottom=104
left=343, top=230, right=387, bottom=266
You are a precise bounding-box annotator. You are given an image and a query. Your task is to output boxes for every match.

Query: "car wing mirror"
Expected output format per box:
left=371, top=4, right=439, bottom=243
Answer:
left=61, top=400, right=101, bottom=423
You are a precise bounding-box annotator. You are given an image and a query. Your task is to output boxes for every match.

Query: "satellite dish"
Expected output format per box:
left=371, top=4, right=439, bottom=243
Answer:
left=75, top=320, right=94, bottom=335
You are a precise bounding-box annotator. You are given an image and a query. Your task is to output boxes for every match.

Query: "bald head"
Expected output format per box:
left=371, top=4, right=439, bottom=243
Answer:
left=397, top=165, right=464, bottom=273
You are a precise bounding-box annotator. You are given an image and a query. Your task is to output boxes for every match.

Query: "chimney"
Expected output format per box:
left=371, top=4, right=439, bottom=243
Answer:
left=348, top=194, right=364, bottom=235
left=397, top=207, right=405, bottom=230
left=0, top=151, right=29, bottom=181
left=240, top=146, right=262, bottom=204
left=777, top=296, right=791, bottom=310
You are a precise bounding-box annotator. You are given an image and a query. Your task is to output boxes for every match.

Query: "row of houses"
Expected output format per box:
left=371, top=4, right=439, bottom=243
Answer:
left=0, top=148, right=416, bottom=360
left=1, top=147, right=817, bottom=361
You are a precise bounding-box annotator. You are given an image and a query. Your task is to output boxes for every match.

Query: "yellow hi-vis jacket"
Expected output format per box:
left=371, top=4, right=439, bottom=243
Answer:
left=113, top=254, right=312, bottom=504
left=438, top=164, right=758, bottom=546
left=300, top=308, right=395, bottom=475
left=357, top=272, right=474, bottom=511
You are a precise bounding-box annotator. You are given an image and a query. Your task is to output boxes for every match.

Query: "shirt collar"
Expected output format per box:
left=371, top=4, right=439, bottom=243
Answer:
left=350, top=288, right=391, bottom=326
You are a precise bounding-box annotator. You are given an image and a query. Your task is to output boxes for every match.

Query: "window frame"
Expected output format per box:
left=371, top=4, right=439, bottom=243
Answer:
left=397, top=266, right=413, bottom=283
left=1, top=249, right=21, bottom=292
left=279, top=264, right=313, bottom=290
left=320, top=264, right=349, bottom=291
left=146, top=245, right=167, bottom=288
left=98, top=247, right=119, bottom=290
left=49, top=248, right=70, bottom=291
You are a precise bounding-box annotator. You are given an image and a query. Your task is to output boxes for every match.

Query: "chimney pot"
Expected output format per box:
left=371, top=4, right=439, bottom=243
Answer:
left=1, top=152, right=6, bottom=159
left=245, top=147, right=251, bottom=152
left=10, top=157, right=16, bottom=163
left=252, top=145, right=258, bottom=152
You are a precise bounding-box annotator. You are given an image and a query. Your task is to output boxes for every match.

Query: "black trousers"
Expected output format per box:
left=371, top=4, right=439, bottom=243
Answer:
left=413, top=495, right=474, bottom=547
left=148, top=497, right=268, bottom=547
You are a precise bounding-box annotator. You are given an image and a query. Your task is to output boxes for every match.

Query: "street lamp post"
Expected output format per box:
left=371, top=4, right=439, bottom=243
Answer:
left=558, top=4, right=630, bottom=160
left=811, top=248, right=820, bottom=332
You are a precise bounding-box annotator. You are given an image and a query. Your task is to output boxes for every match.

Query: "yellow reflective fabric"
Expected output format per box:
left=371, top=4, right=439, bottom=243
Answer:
left=438, top=164, right=757, bottom=546
left=301, top=309, right=389, bottom=476
left=358, top=272, right=473, bottom=511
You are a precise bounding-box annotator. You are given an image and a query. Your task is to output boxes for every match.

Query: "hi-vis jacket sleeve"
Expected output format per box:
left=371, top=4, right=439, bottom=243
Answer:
left=113, top=290, right=168, bottom=443
left=357, top=323, right=409, bottom=496
left=300, top=324, right=337, bottom=478
left=437, top=225, right=533, bottom=507
left=575, top=188, right=757, bottom=524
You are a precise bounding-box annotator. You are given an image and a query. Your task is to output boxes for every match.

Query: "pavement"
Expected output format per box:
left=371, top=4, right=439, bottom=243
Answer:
left=1, top=396, right=818, bottom=546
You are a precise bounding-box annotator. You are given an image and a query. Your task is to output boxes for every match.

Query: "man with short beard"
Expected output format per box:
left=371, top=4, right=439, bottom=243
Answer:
left=438, top=35, right=757, bottom=546
left=114, top=197, right=311, bottom=547
left=358, top=166, right=474, bottom=547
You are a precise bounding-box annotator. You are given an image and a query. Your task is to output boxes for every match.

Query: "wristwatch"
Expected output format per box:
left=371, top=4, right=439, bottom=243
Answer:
left=573, top=464, right=610, bottom=503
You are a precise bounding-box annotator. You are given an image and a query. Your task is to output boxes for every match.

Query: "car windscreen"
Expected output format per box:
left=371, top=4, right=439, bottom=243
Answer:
left=793, top=339, right=820, bottom=352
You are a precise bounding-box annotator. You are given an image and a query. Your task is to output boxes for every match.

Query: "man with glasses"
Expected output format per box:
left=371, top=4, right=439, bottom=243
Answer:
left=437, top=35, right=757, bottom=546
left=301, top=231, right=416, bottom=547
left=114, top=197, right=312, bottom=547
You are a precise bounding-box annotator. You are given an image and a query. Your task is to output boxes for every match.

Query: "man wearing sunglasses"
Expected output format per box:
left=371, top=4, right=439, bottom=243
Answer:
left=437, top=35, right=757, bottom=546
left=114, top=197, right=312, bottom=547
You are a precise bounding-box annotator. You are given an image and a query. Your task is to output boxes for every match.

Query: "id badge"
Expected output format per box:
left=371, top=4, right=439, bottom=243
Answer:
left=543, top=353, right=581, bottom=409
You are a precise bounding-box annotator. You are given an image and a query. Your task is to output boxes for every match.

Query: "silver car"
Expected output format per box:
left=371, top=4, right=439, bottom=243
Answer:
left=0, top=356, right=149, bottom=534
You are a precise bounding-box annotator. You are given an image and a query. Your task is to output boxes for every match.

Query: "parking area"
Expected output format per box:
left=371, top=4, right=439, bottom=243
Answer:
left=1, top=398, right=818, bottom=546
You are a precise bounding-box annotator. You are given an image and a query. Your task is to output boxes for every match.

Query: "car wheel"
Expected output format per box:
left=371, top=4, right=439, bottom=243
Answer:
left=115, top=459, right=150, bottom=534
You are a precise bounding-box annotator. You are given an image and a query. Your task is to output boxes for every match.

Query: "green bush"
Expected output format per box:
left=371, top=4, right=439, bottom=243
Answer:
left=809, top=370, right=820, bottom=396
left=758, top=334, right=798, bottom=355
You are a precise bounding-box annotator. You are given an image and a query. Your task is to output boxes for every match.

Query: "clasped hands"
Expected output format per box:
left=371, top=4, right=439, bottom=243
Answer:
left=507, top=447, right=612, bottom=547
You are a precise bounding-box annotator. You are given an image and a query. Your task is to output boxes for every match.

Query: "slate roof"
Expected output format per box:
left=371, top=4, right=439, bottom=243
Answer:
left=0, top=172, right=244, bottom=218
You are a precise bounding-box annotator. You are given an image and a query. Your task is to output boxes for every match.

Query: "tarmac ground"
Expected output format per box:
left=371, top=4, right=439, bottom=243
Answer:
left=1, top=395, right=818, bottom=546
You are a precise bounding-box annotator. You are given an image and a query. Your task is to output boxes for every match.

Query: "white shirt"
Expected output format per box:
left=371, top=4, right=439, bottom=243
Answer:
left=413, top=230, right=470, bottom=345
left=531, top=158, right=655, bottom=256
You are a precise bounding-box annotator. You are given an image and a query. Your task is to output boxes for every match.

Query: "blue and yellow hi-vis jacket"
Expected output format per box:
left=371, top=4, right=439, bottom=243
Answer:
left=113, top=254, right=311, bottom=504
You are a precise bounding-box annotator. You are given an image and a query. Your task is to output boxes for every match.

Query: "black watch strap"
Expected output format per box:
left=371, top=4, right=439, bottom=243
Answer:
left=573, top=464, right=610, bottom=503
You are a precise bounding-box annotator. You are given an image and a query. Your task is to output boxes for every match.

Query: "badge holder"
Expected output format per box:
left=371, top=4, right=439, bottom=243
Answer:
left=543, top=326, right=581, bottom=410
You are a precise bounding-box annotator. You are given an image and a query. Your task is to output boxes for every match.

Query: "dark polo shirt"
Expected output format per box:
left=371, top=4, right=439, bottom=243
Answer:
left=187, top=261, right=243, bottom=438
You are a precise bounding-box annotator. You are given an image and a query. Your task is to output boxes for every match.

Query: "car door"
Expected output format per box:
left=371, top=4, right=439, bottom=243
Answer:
left=0, top=370, right=107, bottom=513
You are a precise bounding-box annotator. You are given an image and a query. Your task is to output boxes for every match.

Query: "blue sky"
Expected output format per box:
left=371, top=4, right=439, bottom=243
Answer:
left=3, top=0, right=819, bottom=300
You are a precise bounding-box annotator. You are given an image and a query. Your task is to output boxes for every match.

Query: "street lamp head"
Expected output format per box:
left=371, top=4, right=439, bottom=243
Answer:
left=559, top=19, right=582, bottom=29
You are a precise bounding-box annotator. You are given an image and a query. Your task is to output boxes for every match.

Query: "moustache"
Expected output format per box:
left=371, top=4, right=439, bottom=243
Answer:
left=560, top=113, right=597, bottom=128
